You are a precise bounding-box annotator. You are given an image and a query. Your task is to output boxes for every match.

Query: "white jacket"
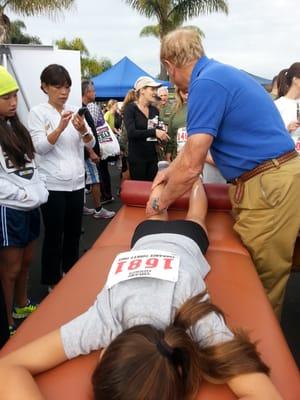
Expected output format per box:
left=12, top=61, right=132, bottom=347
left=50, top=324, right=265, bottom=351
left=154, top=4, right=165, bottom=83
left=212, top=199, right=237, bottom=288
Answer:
left=274, top=96, right=300, bottom=128
left=0, top=147, right=48, bottom=211
left=28, top=103, right=95, bottom=192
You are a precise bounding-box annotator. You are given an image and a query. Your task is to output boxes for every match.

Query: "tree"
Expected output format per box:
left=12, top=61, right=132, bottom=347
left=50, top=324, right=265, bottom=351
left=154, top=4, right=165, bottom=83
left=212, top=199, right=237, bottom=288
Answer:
left=124, top=0, right=228, bottom=79
left=8, top=20, right=41, bottom=44
left=0, top=0, right=75, bottom=43
left=55, top=37, right=112, bottom=78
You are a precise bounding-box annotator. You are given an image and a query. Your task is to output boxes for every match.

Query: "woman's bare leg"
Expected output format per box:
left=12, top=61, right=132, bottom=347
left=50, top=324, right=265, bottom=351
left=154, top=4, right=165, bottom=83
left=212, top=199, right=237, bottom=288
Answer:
left=185, top=179, right=208, bottom=234
left=0, top=247, right=24, bottom=325
left=14, top=241, right=35, bottom=307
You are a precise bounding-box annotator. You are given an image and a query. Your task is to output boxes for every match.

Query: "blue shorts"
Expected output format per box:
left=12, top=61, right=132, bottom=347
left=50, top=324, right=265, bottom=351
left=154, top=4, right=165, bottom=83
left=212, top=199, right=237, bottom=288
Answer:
left=0, top=206, right=40, bottom=248
left=85, top=159, right=100, bottom=185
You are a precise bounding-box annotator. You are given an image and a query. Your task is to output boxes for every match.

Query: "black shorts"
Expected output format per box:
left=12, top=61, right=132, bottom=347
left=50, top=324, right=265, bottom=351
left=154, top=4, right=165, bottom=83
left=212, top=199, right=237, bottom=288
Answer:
left=0, top=206, right=40, bottom=248
left=131, top=220, right=209, bottom=255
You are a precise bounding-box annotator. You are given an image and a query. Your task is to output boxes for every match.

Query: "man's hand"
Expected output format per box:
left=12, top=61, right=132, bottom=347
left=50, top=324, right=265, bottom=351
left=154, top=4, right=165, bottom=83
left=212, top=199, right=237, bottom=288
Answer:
left=146, top=182, right=166, bottom=216
left=152, top=167, right=170, bottom=190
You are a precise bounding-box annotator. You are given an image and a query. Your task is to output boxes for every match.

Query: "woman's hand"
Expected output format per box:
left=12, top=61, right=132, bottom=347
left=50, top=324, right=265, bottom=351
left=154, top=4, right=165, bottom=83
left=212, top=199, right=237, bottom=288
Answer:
left=47, top=111, right=73, bottom=145
left=58, top=110, right=73, bottom=133
left=72, top=112, right=87, bottom=134
left=156, top=129, right=170, bottom=142
left=287, top=120, right=300, bottom=132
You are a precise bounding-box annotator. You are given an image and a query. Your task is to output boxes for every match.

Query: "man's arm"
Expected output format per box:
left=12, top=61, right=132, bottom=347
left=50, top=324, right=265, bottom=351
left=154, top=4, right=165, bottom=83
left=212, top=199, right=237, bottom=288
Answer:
left=151, top=133, right=213, bottom=212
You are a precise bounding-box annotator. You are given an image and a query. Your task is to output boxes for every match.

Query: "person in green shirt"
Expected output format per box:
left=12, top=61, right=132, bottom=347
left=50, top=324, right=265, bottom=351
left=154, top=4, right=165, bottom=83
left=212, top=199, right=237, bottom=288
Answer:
left=165, top=87, right=188, bottom=162
left=104, top=99, right=120, bottom=136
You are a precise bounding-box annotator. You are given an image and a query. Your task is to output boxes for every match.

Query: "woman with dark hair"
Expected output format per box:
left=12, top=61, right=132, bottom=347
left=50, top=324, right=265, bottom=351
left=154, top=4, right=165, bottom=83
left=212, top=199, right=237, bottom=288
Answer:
left=0, top=178, right=281, bottom=399
left=124, top=76, right=170, bottom=181
left=0, top=66, right=48, bottom=336
left=275, top=63, right=300, bottom=143
left=28, top=64, right=95, bottom=291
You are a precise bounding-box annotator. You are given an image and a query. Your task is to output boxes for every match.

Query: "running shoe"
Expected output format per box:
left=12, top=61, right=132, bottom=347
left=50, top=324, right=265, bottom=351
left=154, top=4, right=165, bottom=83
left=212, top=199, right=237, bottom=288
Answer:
left=93, top=207, right=115, bottom=219
left=9, top=324, right=17, bottom=336
left=100, top=197, right=115, bottom=205
left=83, top=206, right=95, bottom=215
left=12, top=299, right=37, bottom=319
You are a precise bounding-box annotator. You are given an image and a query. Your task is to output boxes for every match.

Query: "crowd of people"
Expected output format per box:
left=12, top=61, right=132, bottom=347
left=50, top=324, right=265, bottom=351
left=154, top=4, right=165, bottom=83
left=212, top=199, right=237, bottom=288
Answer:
left=0, top=26, right=299, bottom=399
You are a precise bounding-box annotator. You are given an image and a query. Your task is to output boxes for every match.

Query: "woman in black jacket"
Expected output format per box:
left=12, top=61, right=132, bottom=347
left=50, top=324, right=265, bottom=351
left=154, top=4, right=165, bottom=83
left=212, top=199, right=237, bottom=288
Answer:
left=124, top=76, right=169, bottom=181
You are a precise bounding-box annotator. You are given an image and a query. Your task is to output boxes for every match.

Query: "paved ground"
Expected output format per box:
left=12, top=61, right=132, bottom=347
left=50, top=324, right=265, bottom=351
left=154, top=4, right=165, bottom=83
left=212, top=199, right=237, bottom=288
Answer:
left=27, top=165, right=300, bottom=368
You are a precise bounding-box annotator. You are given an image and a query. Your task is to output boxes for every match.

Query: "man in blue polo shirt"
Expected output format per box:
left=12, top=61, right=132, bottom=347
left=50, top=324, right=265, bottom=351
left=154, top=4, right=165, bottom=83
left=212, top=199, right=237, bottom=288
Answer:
left=149, top=28, right=300, bottom=318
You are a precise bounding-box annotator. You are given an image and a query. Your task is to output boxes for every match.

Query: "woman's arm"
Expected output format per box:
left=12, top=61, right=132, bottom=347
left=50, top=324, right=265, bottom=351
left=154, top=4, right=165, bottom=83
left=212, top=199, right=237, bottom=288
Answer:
left=0, top=329, right=67, bottom=400
left=228, top=372, right=282, bottom=400
left=28, top=109, right=73, bottom=154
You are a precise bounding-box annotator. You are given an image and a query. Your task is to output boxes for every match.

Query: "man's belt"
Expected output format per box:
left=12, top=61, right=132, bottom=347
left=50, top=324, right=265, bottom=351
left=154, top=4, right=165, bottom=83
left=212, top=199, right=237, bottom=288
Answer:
left=231, top=150, right=298, bottom=204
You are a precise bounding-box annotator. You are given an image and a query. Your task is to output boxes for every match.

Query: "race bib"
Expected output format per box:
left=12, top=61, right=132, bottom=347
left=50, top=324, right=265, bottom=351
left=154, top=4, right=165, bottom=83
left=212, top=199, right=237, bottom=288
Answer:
left=96, top=124, right=113, bottom=143
left=176, top=127, right=187, bottom=153
left=106, top=249, right=179, bottom=289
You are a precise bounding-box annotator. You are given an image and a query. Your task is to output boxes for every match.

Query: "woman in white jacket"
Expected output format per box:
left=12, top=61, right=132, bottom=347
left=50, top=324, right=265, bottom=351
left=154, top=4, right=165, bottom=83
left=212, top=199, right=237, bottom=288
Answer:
left=0, top=66, right=48, bottom=336
left=274, top=63, right=300, bottom=152
left=28, top=64, right=95, bottom=291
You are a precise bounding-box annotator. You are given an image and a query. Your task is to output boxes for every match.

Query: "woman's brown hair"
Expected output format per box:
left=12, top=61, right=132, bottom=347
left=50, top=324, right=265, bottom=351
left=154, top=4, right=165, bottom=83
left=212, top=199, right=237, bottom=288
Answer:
left=0, top=115, right=35, bottom=167
left=92, top=292, right=269, bottom=400
left=277, top=63, right=300, bottom=98
left=173, top=86, right=186, bottom=113
left=121, top=89, right=136, bottom=114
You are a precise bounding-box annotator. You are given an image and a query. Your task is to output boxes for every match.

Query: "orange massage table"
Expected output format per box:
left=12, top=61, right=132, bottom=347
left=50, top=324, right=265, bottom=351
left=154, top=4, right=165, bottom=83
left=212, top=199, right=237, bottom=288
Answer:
left=1, top=181, right=300, bottom=399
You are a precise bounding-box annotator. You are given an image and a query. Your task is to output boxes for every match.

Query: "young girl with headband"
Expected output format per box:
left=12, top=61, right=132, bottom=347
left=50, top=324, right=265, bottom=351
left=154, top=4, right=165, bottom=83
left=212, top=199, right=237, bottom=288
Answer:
left=0, top=178, right=281, bottom=399
left=0, top=66, right=48, bottom=337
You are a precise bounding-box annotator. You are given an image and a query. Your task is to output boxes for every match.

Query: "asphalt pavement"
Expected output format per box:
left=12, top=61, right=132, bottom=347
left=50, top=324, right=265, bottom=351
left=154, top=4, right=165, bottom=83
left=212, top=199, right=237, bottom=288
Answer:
left=27, top=165, right=300, bottom=368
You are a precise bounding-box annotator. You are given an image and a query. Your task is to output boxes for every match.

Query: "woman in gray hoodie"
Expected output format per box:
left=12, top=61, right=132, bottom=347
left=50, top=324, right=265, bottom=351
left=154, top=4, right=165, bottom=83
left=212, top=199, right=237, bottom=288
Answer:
left=0, top=66, right=48, bottom=336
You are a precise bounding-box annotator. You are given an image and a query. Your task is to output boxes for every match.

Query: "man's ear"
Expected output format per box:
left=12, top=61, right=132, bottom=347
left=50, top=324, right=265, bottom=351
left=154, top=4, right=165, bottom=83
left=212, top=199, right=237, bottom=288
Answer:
left=163, top=59, right=175, bottom=77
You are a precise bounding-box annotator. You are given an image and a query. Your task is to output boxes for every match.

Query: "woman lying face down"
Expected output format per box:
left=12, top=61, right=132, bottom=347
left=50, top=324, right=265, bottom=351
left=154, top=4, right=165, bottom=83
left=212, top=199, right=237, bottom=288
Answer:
left=0, top=179, right=282, bottom=400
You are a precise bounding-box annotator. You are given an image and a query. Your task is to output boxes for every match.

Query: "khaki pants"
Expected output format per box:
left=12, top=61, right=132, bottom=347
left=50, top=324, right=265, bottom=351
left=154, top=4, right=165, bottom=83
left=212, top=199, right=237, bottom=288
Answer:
left=229, top=157, right=300, bottom=317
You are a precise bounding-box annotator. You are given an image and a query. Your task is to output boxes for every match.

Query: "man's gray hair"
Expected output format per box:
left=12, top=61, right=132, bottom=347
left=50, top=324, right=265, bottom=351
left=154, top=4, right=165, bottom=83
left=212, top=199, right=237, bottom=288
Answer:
left=81, top=79, right=94, bottom=96
left=160, top=28, right=204, bottom=67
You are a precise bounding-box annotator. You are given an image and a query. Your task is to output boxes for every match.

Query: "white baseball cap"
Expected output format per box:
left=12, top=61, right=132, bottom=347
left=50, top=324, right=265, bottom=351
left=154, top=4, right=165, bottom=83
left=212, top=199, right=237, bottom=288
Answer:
left=134, top=76, right=162, bottom=91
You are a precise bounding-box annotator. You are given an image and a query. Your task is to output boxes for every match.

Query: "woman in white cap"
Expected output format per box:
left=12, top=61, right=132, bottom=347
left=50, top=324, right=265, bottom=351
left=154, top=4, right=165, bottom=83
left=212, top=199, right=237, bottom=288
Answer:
left=123, top=76, right=170, bottom=181
left=0, top=67, right=48, bottom=336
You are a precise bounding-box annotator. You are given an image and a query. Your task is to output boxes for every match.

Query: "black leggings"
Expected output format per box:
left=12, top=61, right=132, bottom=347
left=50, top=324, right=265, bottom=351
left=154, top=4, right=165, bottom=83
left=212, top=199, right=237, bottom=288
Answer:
left=128, top=160, right=158, bottom=181
left=40, top=189, right=84, bottom=285
left=98, top=159, right=112, bottom=200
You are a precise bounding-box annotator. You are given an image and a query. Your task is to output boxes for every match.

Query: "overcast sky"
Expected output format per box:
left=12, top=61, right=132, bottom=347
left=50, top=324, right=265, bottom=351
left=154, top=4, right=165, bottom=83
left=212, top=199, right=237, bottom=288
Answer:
left=9, top=0, right=300, bottom=79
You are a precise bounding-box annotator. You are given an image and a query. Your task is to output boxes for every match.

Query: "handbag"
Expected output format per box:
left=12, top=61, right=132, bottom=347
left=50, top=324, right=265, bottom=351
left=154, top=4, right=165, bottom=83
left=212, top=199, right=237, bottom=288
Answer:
left=96, top=119, right=120, bottom=160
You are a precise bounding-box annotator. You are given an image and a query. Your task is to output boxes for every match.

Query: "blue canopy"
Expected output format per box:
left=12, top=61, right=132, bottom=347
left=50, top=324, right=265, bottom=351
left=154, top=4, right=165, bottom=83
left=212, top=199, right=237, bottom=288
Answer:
left=92, top=56, right=172, bottom=100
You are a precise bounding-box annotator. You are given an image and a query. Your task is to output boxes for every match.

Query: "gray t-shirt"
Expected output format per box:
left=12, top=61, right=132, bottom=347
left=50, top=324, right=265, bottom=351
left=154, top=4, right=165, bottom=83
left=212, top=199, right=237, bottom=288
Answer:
left=61, top=233, right=233, bottom=359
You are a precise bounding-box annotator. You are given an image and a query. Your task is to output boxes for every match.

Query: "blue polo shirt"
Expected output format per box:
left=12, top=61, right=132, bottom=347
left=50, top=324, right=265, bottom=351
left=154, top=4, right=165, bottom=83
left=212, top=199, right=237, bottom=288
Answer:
left=187, top=56, right=294, bottom=181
